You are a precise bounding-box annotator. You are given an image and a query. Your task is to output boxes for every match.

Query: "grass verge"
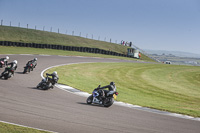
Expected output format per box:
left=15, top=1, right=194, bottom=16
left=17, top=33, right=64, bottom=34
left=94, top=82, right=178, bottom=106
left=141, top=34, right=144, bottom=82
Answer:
left=46, top=62, right=200, bottom=117
left=0, top=46, right=153, bottom=61
left=0, top=122, right=50, bottom=133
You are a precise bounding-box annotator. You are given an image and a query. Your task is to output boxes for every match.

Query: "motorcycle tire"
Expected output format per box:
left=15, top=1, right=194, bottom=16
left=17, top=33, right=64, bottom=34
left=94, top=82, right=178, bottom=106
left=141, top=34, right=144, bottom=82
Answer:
left=4, top=76, right=8, bottom=80
left=23, top=67, right=28, bottom=74
left=36, top=83, right=40, bottom=88
left=103, top=97, right=114, bottom=107
left=86, top=95, right=93, bottom=104
left=41, top=85, right=48, bottom=90
left=4, top=73, right=11, bottom=80
left=28, top=67, right=31, bottom=72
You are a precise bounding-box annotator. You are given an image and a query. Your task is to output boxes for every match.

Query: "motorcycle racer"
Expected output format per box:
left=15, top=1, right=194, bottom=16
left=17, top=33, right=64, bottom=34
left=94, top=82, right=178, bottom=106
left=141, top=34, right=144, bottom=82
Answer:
left=26, top=58, right=37, bottom=71
left=0, top=60, right=17, bottom=78
left=46, top=71, right=59, bottom=86
left=94, top=82, right=116, bottom=100
left=0, top=56, right=9, bottom=66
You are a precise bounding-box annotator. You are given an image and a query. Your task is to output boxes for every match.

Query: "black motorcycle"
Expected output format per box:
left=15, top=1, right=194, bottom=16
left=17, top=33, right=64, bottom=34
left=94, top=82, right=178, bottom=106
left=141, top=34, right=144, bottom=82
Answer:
left=36, top=75, right=53, bottom=90
left=86, top=85, right=119, bottom=107
left=0, top=67, right=15, bottom=80
left=23, top=62, right=33, bottom=74
left=0, top=60, right=6, bottom=68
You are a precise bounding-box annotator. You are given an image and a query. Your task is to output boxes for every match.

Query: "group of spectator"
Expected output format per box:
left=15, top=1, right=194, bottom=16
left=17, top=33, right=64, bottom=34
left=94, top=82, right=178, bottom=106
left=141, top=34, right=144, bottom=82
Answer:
left=121, top=40, right=132, bottom=47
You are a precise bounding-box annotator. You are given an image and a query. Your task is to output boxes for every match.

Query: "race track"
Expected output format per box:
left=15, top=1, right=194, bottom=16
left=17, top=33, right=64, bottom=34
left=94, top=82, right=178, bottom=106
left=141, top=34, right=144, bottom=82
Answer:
left=0, top=54, right=199, bottom=133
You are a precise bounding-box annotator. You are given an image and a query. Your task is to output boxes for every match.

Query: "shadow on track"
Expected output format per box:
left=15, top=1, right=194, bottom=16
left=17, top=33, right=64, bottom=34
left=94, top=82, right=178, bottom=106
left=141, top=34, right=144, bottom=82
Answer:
left=15, top=72, right=25, bottom=74
left=77, top=102, right=104, bottom=107
left=28, top=87, right=51, bottom=91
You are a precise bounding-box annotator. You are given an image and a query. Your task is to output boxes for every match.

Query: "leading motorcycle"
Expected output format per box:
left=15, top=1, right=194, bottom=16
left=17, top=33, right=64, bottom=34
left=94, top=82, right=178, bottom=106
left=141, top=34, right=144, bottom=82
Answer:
left=86, top=85, right=119, bottom=107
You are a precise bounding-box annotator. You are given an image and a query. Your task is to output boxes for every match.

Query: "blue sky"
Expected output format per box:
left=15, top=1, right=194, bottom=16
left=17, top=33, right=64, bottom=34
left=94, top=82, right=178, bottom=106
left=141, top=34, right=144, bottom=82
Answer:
left=0, top=0, right=200, bottom=54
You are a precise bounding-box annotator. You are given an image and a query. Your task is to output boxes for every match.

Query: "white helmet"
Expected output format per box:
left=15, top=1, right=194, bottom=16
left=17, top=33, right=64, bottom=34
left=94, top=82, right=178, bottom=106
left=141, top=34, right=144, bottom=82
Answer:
left=6, top=56, right=9, bottom=60
left=13, top=60, right=18, bottom=64
left=34, top=58, right=37, bottom=61
left=53, top=71, right=57, bottom=75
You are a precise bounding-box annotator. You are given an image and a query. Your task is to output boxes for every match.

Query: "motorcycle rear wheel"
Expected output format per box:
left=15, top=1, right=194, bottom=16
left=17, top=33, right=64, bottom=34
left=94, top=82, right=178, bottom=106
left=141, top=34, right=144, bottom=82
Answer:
left=103, top=97, right=114, bottom=107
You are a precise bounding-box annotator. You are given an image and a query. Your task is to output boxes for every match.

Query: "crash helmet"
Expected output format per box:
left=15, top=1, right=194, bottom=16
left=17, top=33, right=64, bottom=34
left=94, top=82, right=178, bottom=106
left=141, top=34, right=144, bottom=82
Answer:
left=34, top=58, right=37, bottom=61
left=110, top=82, right=115, bottom=86
left=13, top=60, right=18, bottom=64
left=53, top=71, right=57, bottom=75
left=6, top=56, right=9, bottom=60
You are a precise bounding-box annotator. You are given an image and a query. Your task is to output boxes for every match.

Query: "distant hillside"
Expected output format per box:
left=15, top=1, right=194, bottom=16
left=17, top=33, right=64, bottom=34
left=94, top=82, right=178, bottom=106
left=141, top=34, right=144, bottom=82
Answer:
left=144, top=49, right=200, bottom=58
left=144, top=49, right=200, bottom=66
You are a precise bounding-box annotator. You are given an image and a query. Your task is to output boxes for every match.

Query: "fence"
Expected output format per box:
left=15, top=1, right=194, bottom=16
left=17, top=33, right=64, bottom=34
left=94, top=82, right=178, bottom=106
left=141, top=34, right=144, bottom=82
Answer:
left=0, top=41, right=135, bottom=58
left=0, top=19, right=117, bottom=43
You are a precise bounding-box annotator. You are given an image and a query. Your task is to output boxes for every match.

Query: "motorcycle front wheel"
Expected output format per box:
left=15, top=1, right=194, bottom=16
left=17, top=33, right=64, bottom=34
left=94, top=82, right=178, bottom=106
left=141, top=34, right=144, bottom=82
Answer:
left=86, top=95, right=93, bottom=104
left=4, top=72, right=11, bottom=80
left=41, top=84, right=48, bottom=90
left=23, top=67, right=28, bottom=74
left=36, top=83, right=40, bottom=88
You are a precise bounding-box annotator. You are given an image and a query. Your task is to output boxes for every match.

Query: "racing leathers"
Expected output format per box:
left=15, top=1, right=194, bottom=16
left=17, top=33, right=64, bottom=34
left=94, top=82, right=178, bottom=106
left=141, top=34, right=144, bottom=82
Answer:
left=0, top=62, right=17, bottom=77
left=46, top=73, right=59, bottom=86
left=0, top=57, right=8, bottom=66
left=94, top=84, right=116, bottom=100
left=26, top=59, right=37, bottom=71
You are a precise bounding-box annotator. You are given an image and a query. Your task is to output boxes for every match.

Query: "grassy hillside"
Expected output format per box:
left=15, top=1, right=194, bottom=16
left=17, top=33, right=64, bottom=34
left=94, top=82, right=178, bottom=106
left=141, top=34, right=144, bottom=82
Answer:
left=0, top=26, right=128, bottom=54
left=0, top=26, right=155, bottom=62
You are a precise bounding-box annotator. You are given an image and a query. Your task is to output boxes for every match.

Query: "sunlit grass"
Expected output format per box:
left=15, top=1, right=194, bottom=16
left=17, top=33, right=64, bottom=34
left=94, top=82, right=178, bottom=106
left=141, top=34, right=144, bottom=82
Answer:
left=46, top=62, right=200, bottom=117
left=0, top=122, right=50, bottom=133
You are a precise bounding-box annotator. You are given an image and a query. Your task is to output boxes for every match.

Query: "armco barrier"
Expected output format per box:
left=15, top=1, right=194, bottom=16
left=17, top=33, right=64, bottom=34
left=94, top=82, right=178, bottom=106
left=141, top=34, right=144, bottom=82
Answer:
left=0, top=41, right=135, bottom=58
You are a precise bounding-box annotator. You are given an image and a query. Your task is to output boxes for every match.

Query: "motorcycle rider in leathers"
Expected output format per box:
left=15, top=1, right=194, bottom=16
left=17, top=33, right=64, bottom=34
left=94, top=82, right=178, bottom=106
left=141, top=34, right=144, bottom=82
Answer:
left=26, top=58, right=37, bottom=71
left=0, top=60, right=17, bottom=78
left=0, top=56, right=9, bottom=66
left=46, top=71, right=59, bottom=88
left=94, top=82, right=116, bottom=101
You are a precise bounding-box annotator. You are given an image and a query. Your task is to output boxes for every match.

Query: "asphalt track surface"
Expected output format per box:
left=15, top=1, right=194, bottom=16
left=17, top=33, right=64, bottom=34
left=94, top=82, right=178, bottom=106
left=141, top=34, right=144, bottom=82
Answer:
left=0, top=54, right=199, bottom=133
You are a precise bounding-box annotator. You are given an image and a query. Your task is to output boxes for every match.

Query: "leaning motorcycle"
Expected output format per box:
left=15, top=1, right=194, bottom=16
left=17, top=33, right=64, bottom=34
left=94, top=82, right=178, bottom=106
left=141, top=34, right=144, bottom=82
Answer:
left=0, top=67, right=14, bottom=80
left=86, top=85, right=119, bottom=107
left=36, top=75, right=53, bottom=90
left=23, top=62, right=33, bottom=74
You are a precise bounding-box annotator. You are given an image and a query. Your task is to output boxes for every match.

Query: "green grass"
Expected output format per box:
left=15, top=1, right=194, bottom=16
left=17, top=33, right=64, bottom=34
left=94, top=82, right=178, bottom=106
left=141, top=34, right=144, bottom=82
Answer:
left=46, top=62, right=200, bottom=117
left=0, top=46, right=157, bottom=131
left=0, top=25, right=128, bottom=54
left=0, top=46, right=149, bottom=61
left=0, top=122, right=50, bottom=133
left=0, top=26, right=155, bottom=61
